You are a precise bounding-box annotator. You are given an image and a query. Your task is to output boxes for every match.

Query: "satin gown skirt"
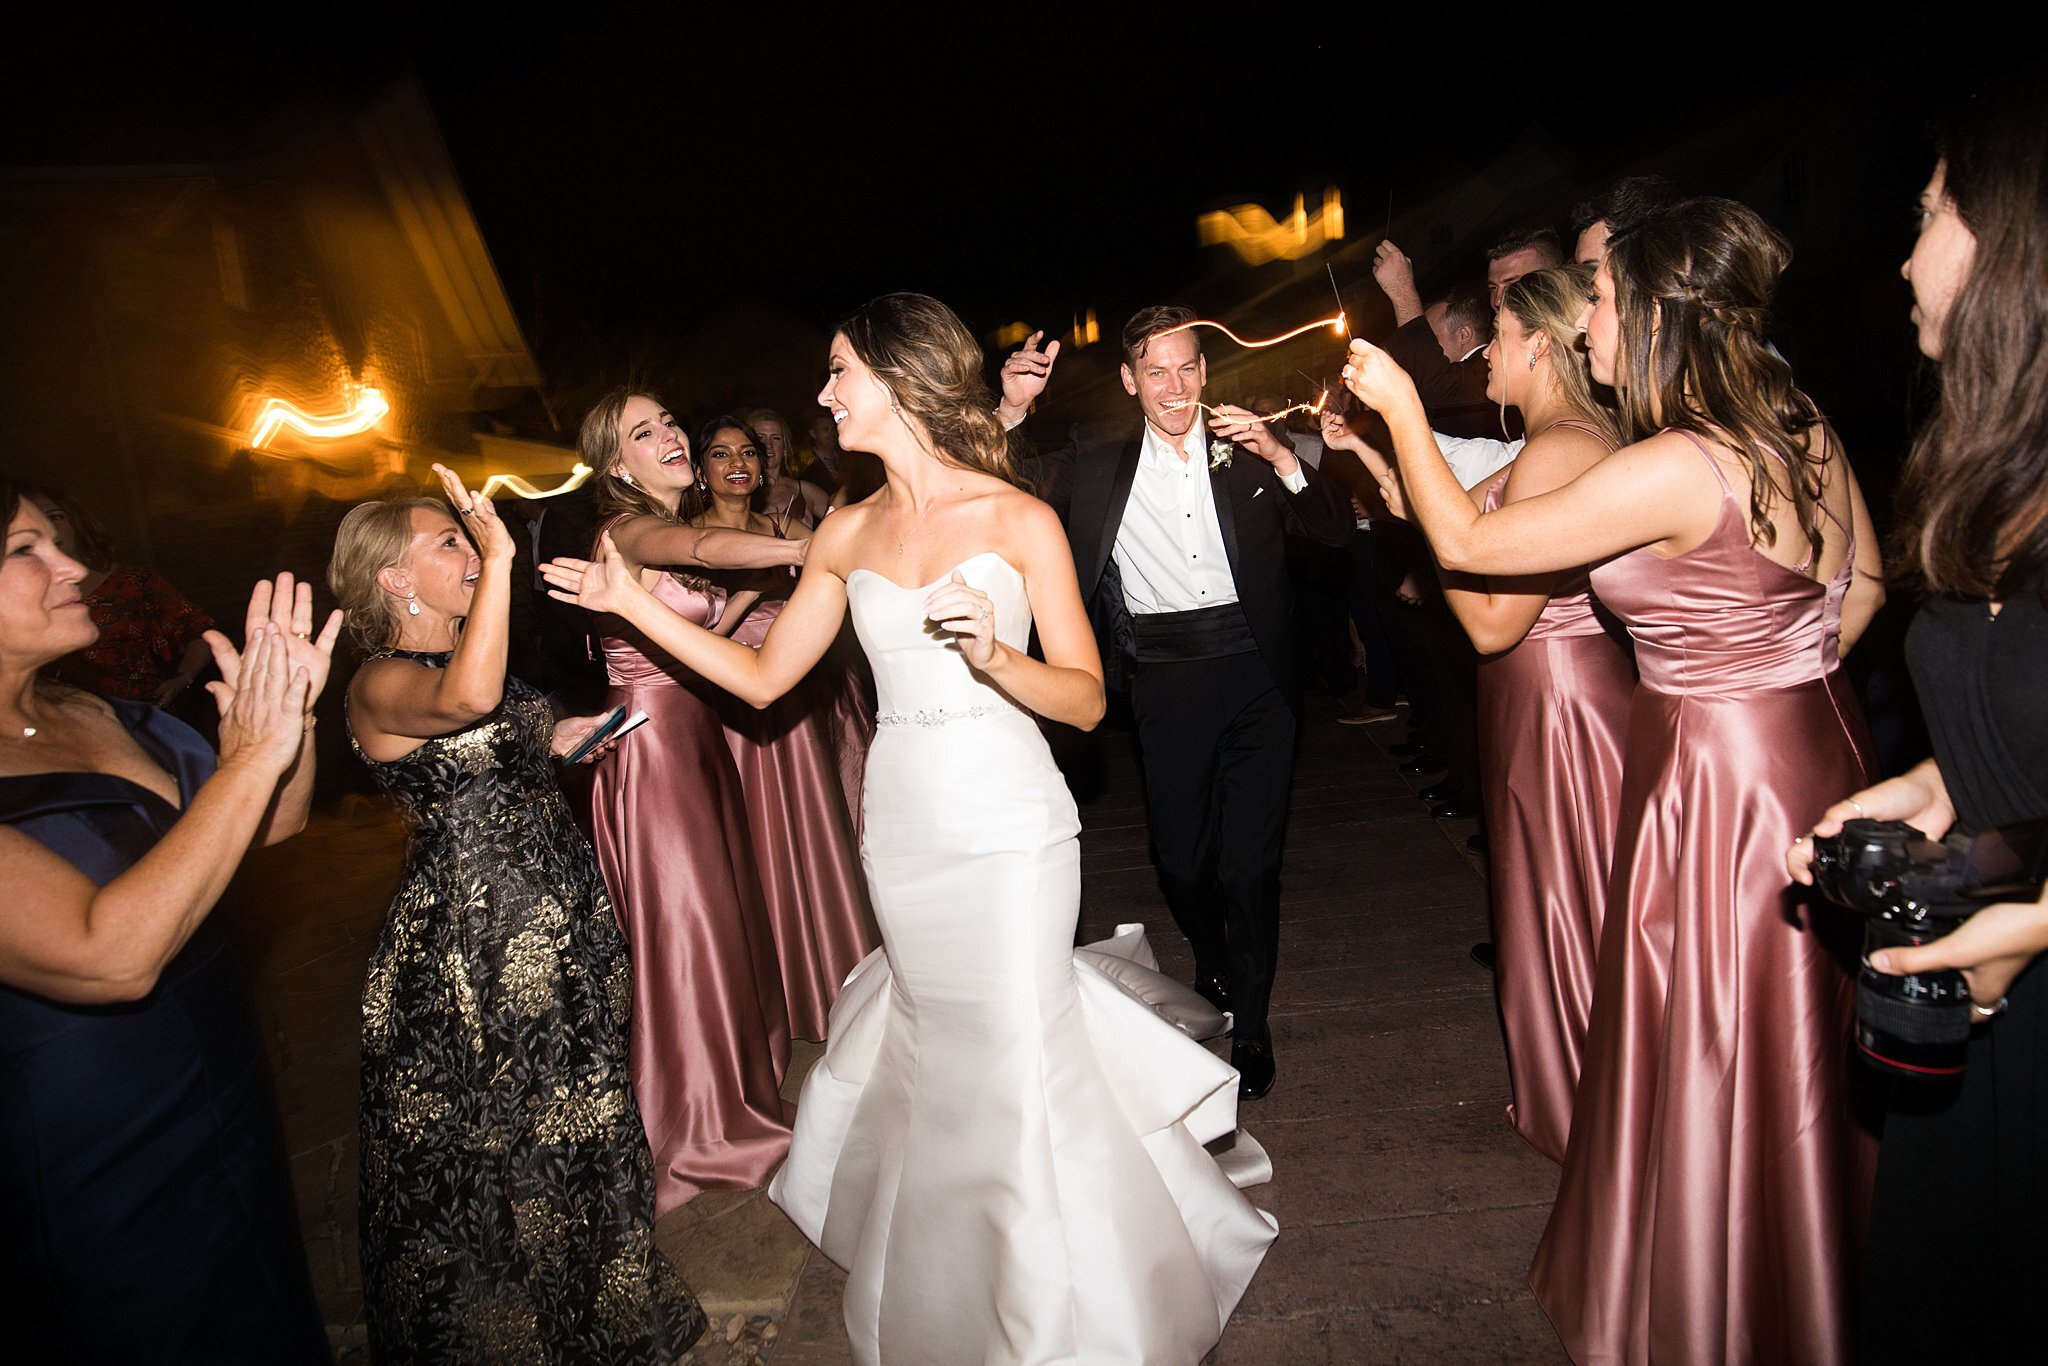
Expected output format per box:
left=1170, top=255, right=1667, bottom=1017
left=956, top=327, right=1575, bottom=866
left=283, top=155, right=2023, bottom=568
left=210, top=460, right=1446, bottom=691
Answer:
left=1476, top=631, right=1633, bottom=1165
left=771, top=556, right=1276, bottom=1366
left=593, top=677, right=793, bottom=1212
left=721, top=599, right=878, bottom=1044
left=1530, top=673, right=1877, bottom=1366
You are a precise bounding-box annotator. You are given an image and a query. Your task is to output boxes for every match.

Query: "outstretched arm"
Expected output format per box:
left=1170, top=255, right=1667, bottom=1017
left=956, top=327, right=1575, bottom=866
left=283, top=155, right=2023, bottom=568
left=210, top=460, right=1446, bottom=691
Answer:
left=1343, top=338, right=1714, bottom=575
left=611, top=513, right=806, bottom=571
left=544, top=516, right=856, bottom=709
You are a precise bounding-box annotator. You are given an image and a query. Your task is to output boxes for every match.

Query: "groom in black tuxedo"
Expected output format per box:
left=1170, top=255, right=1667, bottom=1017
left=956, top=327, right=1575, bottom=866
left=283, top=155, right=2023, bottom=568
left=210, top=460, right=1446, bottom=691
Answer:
left=1008, top=307, right=1352, bottom=1097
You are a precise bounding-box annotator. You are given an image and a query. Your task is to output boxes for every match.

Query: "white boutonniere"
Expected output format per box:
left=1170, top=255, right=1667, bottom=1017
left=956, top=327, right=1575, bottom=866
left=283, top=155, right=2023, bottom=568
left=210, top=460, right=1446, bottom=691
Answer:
left=1208, top=440, right=1233, bottom=471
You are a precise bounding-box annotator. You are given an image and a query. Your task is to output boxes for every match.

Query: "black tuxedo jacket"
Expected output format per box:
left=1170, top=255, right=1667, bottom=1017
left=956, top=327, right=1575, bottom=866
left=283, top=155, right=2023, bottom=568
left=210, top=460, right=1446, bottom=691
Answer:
left=1028, top=425, right=1352, bottom=708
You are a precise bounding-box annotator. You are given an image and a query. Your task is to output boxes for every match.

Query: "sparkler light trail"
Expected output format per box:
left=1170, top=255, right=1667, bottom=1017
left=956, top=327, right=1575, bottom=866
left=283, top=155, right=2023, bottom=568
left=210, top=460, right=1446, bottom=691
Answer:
left=479, top=463, right=594, bottom=500
left=1155, top=314, right=1346, bottom=349
left=1161, top=391, right=1329, bottom=424
left=1326, top=263, right=1350, bottom=337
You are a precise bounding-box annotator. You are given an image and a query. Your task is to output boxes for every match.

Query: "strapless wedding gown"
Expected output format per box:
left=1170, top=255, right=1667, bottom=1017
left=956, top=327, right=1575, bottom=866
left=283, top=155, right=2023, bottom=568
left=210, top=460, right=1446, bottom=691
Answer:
left=769, top=552, right=1277, bottom=1366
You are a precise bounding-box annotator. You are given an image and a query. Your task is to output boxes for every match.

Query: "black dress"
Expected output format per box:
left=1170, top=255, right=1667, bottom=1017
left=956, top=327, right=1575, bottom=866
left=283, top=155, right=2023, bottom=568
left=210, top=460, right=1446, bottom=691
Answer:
left=1864, top=583, right=2048, bottom=1360
left=348, top=652, right=702, bottom=1363
left=0, top=700, right=328, bottom=1364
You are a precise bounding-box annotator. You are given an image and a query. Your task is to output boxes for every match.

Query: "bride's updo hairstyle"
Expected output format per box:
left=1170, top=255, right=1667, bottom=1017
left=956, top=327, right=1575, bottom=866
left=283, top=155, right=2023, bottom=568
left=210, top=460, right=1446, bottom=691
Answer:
left=1606, top=197, right=1835, bottom=565
left=579, top=386, right=689, bottom=525
left=1499, top=264, right=1624, bottom=448
left=836, top=292, right=1024, bottom=487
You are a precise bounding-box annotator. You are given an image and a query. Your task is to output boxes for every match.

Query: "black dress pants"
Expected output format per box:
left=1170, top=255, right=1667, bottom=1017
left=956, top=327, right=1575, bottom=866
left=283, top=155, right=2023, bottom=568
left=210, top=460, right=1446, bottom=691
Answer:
left=1129, top=650, right=1295, bottom=1041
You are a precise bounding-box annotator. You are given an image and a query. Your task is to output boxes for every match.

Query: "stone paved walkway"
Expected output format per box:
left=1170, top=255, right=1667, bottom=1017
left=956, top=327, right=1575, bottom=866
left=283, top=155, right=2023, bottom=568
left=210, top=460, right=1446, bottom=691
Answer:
left=223, top=697, right=1567, bottom=1364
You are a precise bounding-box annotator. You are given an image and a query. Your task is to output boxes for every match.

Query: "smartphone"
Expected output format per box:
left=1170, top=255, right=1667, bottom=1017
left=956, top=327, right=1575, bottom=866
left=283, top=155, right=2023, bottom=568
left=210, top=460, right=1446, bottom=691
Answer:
left=562, top=705, right=632, bottom=765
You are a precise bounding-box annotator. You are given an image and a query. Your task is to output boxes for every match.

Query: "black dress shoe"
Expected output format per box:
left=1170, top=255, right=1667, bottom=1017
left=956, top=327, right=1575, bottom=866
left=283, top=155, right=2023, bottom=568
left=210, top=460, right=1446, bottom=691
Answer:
left=1469, top=942, right=1496, bottom=970
left=1418, top=780, right=1461, bottom=803
left=1193, top=972, right=1231, bottom=1013
left=1389, top=739, right=1425, bottom=757
left=1399, top=755, right=1447, bottom=777
left=1231, top=1029, right=1275, bottom=1100
left=1465, top=832, right=1490, bottom=856
left=1430, top=799, right=1478, bottom=820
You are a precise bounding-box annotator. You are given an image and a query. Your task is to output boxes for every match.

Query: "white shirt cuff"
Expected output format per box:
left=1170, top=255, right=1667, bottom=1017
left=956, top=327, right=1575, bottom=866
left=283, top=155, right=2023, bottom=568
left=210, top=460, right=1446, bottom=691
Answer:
left=1277, top=464, right=1308, bottom=494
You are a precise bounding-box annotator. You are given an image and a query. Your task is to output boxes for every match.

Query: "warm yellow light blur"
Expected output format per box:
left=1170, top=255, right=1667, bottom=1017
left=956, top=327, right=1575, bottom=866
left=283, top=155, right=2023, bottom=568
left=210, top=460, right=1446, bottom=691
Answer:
left=1069, top=309, right=1099, bottom=349
left=992, top=321, right=1034, bottom=349
left=479, top=463, right=594, bottom=501
left=248, top=385, right=391, bottom=449
left=1198, top=188, right=1346, bottom=265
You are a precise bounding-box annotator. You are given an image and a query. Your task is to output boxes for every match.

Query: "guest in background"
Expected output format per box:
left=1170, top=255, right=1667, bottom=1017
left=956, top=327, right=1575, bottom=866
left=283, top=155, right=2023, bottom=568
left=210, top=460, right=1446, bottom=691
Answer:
left=4, top=477, right=337, bottom=1363
left=1572, top=175, right=1682, bottom=265
left=690, top=414, right=876, bottom=1042
left=25, top=485, right=215, bottom=713
left=738, top=405, right=831, bottom=528
left=1484, top=224, right=1566, bottom=309
left=333, top=466, right=702, bottom=1361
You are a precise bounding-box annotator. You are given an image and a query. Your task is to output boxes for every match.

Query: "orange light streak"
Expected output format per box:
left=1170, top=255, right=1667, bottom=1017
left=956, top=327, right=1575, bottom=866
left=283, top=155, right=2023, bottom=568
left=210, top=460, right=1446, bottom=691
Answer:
left=248, top=386, right=389, bottom=448
left=1156, top=314, right=1346, bottom=349
left=479, top=463, right=594, bottom=501
left=1162, top=390, right=1330, bottom=424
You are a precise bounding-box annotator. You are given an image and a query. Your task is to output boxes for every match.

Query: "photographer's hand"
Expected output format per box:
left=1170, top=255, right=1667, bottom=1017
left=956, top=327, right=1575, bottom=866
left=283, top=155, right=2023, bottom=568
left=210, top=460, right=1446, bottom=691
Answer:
left=1786, top=758, right=1957, bottom=884
left=1866, top=890, right=2048, bottom=1010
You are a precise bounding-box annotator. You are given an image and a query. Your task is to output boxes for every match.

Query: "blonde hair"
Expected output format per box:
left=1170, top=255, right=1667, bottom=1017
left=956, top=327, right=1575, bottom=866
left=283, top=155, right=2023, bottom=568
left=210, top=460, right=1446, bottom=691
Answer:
left=327, top=498, right=447, bottom=651
left=1499, top=264, right=1624, bottom=448
left=837, top=293, right=1023, bottom=486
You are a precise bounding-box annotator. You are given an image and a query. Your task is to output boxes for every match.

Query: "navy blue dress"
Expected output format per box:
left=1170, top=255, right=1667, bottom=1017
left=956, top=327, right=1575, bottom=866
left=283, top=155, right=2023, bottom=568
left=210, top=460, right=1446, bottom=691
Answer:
left=0, top=700, right=328, bottom=1364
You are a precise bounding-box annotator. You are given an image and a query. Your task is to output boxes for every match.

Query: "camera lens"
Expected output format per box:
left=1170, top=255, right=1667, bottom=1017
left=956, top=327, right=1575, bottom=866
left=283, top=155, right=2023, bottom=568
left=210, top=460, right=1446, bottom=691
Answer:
left=1854, top=924, right=1971, bottom=1079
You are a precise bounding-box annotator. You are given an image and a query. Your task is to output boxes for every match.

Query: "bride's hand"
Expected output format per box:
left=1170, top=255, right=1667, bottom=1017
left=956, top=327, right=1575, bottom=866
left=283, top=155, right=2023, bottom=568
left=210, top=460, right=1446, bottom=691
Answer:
left=924, top=570, right=997, bottom=670
left=541, top=532, right=646, bottom=618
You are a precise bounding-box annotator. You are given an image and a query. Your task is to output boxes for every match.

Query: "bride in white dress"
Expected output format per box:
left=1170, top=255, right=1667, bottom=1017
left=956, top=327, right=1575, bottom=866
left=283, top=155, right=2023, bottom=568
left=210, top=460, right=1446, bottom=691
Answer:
left=542, top=292, right=1276, bottom=1365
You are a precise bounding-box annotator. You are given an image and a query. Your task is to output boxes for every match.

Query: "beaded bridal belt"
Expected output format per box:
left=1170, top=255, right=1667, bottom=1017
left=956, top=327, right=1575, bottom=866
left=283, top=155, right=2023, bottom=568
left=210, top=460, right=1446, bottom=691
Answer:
left=875, top=702, right=1024, bottom=729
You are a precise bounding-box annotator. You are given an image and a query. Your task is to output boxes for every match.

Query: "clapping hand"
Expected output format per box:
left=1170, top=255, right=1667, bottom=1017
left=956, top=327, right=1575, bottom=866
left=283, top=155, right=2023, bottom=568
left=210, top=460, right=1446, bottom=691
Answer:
left=1207, top=405, right=1298, bottom=472
left=999, top=330, right=1060, bottom=419
left=214, top=624, right=314, bottom=780
left=433, top=463, right=514, bottom=563
left=924, top=570, right=998, bottom=670
left=541, top=532, right=646, bottom=618
left=202, top=573, right=344, bottom=723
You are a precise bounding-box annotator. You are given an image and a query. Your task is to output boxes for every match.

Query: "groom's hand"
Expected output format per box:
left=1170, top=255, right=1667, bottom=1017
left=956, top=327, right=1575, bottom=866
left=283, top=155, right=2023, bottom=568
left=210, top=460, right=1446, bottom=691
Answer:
left=997, top=330, right=1059, bottom=426
left=1207, top=405, right=1300, bottom=477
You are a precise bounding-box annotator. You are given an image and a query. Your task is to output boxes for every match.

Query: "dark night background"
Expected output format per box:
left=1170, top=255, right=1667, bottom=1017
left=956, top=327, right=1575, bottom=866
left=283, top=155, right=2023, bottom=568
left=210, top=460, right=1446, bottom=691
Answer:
left=1, top=36, right=1944, bottom=463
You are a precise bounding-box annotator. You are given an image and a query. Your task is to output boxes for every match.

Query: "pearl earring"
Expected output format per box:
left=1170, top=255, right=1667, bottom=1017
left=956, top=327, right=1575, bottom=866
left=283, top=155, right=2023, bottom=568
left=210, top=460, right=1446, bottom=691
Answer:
left=407, top=593, right=420, bottom=617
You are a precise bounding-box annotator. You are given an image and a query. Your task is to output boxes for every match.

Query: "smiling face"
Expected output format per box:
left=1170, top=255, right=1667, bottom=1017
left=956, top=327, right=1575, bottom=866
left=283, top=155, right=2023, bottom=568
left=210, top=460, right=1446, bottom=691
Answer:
left=1120, top=327, right=1206, bottom=440
left=1902, top=161, right=1978, bottom=360
left=1577, top=258, right=1620, bottom=388
left=2, top=500, right=96, bottom=667
left=388, top=508, right=479, bottom=621
left=700, top=425, right=763, bottom=502
left=613, top=395, right=693, bottom=498
left=818, top=333, right=899, bottom=454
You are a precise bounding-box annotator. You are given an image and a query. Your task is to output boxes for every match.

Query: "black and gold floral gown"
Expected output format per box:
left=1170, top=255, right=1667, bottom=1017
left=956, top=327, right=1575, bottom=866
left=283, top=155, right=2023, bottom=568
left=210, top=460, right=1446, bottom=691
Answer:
left=348, top=650, right=703, bottom=1363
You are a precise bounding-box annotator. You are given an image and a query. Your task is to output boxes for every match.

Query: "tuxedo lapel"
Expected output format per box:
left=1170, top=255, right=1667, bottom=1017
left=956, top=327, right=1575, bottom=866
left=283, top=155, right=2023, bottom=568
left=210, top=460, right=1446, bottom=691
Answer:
left=1086, top=437, right=1144, bottom=593
left=1209, top=444, right=1243, bottom=586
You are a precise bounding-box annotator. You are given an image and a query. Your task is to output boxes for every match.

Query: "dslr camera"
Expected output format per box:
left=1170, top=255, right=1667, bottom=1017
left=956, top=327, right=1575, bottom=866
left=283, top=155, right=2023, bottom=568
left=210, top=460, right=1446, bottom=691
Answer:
left=1809, top=817, right=2048, bottom=1080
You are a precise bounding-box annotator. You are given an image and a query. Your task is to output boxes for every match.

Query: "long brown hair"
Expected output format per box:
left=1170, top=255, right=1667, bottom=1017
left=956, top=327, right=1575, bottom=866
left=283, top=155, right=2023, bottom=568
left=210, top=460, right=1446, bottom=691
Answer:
left=578, top=387, right=688, bottom=526
left=1499, top=264, right=1623, bottom=448
left=1606, top=197, right=1835, bottom=564
left=836, top=293, right=1024, bottom=487
left=1893, top=91, right=2048, bottom=600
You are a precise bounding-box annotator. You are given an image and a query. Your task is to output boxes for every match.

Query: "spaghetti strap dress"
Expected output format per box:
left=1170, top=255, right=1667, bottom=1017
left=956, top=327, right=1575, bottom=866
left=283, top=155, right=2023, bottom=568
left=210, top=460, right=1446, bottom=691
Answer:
left=1530, top=431, right=1877, bottom=1364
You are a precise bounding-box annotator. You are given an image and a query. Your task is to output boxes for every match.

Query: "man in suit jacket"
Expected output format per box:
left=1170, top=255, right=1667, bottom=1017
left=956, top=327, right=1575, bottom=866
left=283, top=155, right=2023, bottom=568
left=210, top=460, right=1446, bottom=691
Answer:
left=1008, top=306, right=1352, bottom=1098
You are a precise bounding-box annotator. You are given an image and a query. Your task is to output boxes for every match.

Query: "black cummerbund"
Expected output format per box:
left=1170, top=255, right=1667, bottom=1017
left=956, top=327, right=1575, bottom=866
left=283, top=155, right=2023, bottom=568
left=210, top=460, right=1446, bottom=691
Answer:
left=1131, top=602, right=1258, bottom=663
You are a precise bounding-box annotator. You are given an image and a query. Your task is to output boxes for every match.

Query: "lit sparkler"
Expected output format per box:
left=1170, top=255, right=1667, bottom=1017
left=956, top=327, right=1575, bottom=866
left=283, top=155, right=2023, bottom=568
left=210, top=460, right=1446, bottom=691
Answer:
left=1156, top=314, right=1346, bottom=349
left=479, top=463, right=595, bottom=500
left=1161, top=391, right=1329, bottom=424
left=248, top=386, right=390, bottom=449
